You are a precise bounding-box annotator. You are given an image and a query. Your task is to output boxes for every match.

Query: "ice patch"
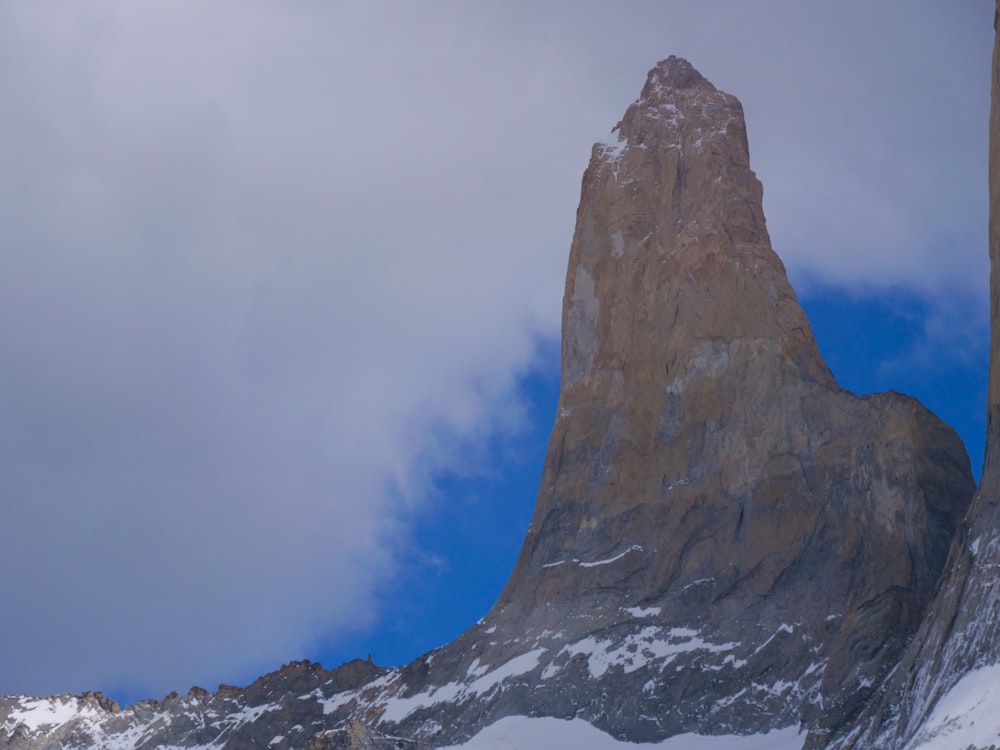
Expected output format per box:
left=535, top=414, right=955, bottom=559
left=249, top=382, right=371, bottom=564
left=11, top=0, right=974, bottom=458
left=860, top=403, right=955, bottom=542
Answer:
left=752, top=624, right=796, bottom=657
left=540, top=661, right=561, bottom=680
left=561, top=627, right=738, bottom=679
left=320, top=689, right=359, bottom=715
left=379, top=649, right=546, bottom=723
left=803, top=661, right=824, bottom=677
left=579, top=545, right=643, bottom=568
left=543, top=545, right=643, bottom=570
left=596, top=134, right=627, bottom=161
left=664, top=477, right=693, bottom=490
left=467, top=658, right=489, bottom=680
left=226, top=701, right=280, bottom=728
left=683, top=578, right=714, bottom=591
left=465, top=650, right=545, bottom=695
left=625, top=606, right=662, bottom=618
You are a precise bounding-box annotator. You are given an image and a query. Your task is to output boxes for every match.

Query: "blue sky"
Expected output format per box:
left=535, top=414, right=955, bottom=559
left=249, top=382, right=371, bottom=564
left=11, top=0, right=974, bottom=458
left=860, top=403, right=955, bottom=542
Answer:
left=0, top=2, right=991, bottom=705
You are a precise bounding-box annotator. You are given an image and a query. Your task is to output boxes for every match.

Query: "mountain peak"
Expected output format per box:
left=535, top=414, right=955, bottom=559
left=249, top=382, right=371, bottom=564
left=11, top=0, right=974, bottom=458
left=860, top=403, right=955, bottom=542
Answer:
left=609, top=57, right=740, bottom=163
left=643, top=55, right=713, bottom=95
left=591, top=57, right=827, bottom=384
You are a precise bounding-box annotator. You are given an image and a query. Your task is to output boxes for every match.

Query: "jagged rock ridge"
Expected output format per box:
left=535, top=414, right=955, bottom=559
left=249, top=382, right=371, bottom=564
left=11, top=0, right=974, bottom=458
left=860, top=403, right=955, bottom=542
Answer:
left=0, top=57, right=976, bottom=750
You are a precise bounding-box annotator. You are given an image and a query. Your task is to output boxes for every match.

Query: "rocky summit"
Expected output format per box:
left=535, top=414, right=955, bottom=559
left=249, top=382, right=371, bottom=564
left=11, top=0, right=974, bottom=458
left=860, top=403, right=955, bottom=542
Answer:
left=0, top=57, right=979, bottom=750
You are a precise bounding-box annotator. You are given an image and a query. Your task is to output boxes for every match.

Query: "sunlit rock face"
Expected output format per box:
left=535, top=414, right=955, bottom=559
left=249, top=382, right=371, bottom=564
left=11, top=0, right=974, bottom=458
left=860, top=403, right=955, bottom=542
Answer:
left=823, top=8, right=1000, bottom=750
left=0, top=57, right=977, bottom=750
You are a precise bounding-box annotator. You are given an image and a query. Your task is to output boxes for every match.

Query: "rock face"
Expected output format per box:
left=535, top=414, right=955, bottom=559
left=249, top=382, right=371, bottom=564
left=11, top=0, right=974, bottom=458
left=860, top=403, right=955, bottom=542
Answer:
left=821, top=8, right=1000, bottom=750
left=0, top=57, right=977, bottom=750
left=313, top=57, right=971, bottom=748
left=429, top=56, right=971, bottom=747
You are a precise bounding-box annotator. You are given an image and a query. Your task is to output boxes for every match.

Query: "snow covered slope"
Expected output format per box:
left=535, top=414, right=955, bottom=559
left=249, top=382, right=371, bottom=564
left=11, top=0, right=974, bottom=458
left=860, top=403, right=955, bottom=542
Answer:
left=440, top=717, right=804, bottom=750
left=904, top=664, right=1000, bottom=750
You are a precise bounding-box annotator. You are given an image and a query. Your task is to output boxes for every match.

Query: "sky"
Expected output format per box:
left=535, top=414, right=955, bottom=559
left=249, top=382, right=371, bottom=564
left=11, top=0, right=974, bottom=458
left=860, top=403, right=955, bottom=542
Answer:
left=0, top=2, right=991, bottom=705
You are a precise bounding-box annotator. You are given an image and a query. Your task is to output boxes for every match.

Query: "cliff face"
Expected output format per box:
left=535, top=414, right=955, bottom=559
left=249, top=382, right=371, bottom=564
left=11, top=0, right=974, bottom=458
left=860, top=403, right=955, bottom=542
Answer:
left=823, top=8, right=1000, bottom=750
left=0, top=57, right=978, bottom=750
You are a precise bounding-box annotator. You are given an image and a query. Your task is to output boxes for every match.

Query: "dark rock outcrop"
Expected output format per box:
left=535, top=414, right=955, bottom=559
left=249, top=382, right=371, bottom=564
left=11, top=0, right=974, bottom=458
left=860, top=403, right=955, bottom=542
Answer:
left=0, top=55, right=978, bottom=750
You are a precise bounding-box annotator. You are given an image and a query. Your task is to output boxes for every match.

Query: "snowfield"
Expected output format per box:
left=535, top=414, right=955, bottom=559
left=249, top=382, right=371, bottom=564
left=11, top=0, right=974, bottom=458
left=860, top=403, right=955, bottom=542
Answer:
left=440, top=717, right=804, bottom=750
left=906, top=663, right=1000, bottom=750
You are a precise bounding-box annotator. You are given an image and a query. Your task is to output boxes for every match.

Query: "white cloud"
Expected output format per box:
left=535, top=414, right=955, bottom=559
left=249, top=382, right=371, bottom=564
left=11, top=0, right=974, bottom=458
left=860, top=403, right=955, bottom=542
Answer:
left=0, top=1, right=583, bottom=696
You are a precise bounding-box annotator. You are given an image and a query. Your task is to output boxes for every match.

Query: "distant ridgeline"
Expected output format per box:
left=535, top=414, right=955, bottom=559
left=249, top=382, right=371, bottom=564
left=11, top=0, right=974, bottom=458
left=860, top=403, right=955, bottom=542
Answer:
left=3, top=9, right=999, bottom=750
